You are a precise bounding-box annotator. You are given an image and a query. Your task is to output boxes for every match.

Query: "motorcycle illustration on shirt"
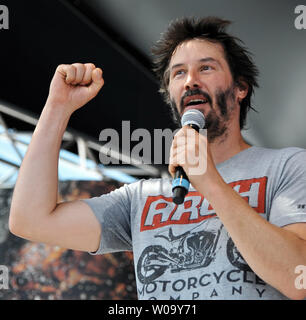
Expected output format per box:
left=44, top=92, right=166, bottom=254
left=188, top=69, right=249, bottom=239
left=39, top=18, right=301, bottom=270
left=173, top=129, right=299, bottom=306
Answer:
left=137, top=219, right=223, bottom=284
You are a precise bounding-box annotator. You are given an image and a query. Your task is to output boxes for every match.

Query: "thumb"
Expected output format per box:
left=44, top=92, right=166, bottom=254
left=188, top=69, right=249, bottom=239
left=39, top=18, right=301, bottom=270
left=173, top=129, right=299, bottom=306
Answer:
left=88, top=68, right=104, bottom=98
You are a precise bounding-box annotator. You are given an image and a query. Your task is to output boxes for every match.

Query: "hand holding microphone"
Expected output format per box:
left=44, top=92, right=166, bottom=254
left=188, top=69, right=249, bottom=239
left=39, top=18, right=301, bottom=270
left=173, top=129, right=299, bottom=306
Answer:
left=170, top=109, right=206, bottom=205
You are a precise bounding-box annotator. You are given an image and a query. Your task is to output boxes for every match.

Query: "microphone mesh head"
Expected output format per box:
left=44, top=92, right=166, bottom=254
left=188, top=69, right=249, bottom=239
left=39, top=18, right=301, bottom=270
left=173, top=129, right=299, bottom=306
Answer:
left=181, top=109, right=205, bottom=129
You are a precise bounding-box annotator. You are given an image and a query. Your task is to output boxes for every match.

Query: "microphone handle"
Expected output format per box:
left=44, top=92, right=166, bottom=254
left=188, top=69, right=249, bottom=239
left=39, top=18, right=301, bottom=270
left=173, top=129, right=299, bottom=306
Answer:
left=172, top=166, right=189, bottom=205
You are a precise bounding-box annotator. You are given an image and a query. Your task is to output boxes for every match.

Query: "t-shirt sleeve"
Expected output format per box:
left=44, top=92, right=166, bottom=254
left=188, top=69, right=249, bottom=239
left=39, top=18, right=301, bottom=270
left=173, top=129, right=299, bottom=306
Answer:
left=82, top=182, right=135, bottom=255
left=269, top=150, right=306, bottom=227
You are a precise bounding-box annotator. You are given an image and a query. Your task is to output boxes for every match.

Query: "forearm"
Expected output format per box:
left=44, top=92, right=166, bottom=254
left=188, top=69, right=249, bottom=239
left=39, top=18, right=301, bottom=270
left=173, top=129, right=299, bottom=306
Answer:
left=9, top=103, right=70, bottom=233
left=202, top=173, right=306, bottom=300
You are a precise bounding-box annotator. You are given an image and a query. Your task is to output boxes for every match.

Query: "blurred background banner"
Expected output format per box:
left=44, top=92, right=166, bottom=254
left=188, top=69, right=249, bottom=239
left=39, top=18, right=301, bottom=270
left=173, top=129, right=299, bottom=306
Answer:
left=0, top=180, right=137, bottom=300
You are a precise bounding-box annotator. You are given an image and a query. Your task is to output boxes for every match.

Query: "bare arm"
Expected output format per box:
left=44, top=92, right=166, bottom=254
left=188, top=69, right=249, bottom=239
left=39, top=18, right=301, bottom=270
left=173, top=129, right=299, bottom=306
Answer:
left=9, top=63, right=104, bottom=252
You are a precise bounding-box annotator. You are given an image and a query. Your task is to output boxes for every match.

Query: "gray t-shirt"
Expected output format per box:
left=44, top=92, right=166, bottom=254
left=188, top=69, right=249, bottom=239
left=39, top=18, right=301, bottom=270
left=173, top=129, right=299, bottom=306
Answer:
left=83, top=146, right=306, bottom=300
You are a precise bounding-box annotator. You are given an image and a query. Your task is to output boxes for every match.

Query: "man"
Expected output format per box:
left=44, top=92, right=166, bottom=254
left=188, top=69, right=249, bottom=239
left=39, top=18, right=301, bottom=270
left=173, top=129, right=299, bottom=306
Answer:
left=9, top=17, right=306, bottom=300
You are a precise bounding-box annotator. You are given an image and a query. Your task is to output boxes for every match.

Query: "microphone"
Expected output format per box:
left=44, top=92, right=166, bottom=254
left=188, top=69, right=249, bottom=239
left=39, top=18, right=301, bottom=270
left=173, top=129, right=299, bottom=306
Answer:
left=172, top=109, right=206, bottom=205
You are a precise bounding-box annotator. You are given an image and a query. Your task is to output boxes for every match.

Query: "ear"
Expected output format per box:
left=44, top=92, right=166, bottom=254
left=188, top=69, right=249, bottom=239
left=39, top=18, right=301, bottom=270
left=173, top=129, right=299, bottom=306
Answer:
left=236, top=79, right=249, bottom=103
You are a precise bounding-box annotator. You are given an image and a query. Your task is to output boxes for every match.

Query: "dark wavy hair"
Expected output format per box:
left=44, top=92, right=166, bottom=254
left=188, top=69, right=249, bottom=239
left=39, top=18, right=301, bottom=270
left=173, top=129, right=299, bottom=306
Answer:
left=151, top=17, right=259, bottom=129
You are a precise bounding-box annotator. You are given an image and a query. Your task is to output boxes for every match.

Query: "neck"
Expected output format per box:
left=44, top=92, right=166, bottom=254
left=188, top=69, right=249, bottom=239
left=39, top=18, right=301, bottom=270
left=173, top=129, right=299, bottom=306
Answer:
left=209, top=123, right=252, bottom=165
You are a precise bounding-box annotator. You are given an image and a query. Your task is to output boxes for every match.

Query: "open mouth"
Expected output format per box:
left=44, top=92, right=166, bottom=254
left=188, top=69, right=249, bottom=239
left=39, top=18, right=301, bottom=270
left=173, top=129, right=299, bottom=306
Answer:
left=185, top=99, right=208, bottom=107
left=183, top=95, right=209, bottom=112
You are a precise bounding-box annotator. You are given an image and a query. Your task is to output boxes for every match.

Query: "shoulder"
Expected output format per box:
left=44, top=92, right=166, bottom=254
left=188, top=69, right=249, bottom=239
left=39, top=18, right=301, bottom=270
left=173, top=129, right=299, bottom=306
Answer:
left=126, top=177, right=173, bottom=197
left=273, top=147, right=306, bottom=168
left=257, top=146, right=306, bottom=183
left=278, top=146, right=306, bottom=159
left=278, top=147, right=306, bottom=177
left=251, top=146, right=305, bottom=156
left=250, top=146, right=306, bottom=163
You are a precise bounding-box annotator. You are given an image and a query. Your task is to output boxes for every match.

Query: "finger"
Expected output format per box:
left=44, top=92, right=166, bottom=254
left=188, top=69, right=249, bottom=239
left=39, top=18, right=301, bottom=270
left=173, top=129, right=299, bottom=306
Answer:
left=168, top=156, right=184, bottom=178
left=169, top=148, right=186, bottom=178
left=171, top=130, right=182, bottom=151
left=186, top=129, right=200, bottom=157
left=168, top=163, right=176, bottom=178
left=168, top=157, right=178, bottom=178
left=173, top=127, right=185, bottom=140
left=170, top=144, right=185, bottom=160
left=80, top=63, right=96, bottom=85
left=57, top=64, right=76, bottom=84
left=87, top=68, right=104, bottom=98
left=71, top=63, right=86, bottom=85
left=169, top=133, right=185, bottom=172
left=173, top=132, right=187, bottom=153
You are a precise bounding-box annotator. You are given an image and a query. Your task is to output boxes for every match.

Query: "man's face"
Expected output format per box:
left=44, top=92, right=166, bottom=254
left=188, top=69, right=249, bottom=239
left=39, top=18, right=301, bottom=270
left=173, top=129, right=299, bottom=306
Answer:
left=168, top=39, right=239, bottom=142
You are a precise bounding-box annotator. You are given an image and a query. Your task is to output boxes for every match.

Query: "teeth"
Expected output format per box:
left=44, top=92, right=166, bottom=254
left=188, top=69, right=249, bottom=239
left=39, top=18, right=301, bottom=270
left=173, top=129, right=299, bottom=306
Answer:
left=187, top=99, right=207, bottom=106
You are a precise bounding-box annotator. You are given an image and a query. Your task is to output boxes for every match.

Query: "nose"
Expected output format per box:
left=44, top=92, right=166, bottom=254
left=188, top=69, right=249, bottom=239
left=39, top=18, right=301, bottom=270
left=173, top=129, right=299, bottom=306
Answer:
left=184, top=70, right=201, bottom=91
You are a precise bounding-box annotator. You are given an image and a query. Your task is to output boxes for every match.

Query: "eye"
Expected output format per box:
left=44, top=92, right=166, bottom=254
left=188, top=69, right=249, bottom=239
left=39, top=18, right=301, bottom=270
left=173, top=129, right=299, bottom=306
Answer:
left=173, top=69, right=186, bottom=77
left=200, top=65, right=213, bottom=71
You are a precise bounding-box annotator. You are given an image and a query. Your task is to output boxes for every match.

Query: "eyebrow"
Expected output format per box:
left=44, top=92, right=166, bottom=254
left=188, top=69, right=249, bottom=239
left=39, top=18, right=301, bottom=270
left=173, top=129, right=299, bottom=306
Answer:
left=170, top=57, right=221, bottom=72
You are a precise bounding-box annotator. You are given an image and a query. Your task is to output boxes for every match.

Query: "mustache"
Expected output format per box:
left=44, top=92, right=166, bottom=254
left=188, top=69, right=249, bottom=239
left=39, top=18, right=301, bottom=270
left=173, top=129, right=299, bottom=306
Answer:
left=180, top=88, right=213, bottom=112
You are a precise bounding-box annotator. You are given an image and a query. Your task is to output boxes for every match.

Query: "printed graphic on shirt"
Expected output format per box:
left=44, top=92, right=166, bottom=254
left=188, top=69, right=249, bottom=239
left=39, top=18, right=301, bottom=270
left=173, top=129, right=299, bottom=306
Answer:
left=136, top=177, right=269, bottom=299
left=140, top=177, right=267, bottom=231
left=137, top=220, right=223, bottom=284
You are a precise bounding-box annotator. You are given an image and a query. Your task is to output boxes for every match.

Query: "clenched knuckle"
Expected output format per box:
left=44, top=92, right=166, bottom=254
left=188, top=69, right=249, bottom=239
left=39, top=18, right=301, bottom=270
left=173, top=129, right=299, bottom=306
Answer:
left=68, top=64, right=76, bottom=72
left=72, top=63, right=84, bottom=71
left=86, top=63, right=95, bottom=69
left=57, top=64, right=64, bottom=71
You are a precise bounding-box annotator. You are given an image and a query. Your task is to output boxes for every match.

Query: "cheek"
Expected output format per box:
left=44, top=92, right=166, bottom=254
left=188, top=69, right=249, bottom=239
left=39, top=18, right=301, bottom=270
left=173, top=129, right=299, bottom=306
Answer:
left=168, top=83, right=181, bottom=104
left=208, top=71, right=230, bottom=87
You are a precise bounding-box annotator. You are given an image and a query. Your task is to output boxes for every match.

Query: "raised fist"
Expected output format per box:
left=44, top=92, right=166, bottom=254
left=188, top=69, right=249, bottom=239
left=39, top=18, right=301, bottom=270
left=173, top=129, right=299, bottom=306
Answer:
left=46, top=63, right=104, bottom=115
